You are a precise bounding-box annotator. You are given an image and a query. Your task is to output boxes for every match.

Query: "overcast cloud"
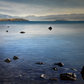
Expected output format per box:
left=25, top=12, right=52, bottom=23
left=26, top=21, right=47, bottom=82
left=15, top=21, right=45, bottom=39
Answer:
left=0, top=0, right=84, bottom=20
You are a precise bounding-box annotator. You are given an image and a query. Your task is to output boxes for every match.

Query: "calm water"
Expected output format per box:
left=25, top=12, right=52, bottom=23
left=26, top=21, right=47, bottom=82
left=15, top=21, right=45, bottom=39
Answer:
left=0, top=21, right=84, bottom=84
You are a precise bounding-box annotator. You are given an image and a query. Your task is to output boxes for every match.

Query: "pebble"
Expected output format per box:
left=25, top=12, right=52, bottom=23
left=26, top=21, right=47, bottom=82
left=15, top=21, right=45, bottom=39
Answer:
left=50, top=78, right=59, bottom=81
left=52, top=67, right=58, bottom=71
left=36, top=62, right=44, bottom=65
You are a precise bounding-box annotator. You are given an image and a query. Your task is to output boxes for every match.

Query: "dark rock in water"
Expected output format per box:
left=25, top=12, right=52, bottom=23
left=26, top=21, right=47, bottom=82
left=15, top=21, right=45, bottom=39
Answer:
left=20, top=31, right=25, bottom=34
left=29, top=68, right=32, bottom=70
left=40, top=74, right=47, bottom=79
left=54, top=62, right=64, bottom=67
left=50, top=78, right=59, bottom=81
left=43, top=70, right=46, bottom=72
left=70, top=68, right=77, bottom=71
left=48, top=26, right=52, bottom=30
left=60, top=73, right=76, bottom=81
left=4, top=58, right=11, bottom=63
left=52, top=67, right=58, bottom=71
left=36, top=62, right=44, bottom=65
left=81, top=74, right=84, bottom=79
left=19, top=75, right=22, bottom=77
left=81, top=66, right=84, bottom=79
left=13, top=56, right=19, bottom=60
left=6, top=30, right=8, bottom=32
left=81, top=66, right=84, bottom=75
left=7, top=26, right=9, bottom=28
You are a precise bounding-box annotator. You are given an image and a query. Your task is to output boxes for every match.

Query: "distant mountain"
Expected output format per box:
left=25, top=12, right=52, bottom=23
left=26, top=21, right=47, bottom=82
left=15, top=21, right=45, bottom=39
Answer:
left=0, top=13, right=84, bottom=21
left=55, top=19, right=68, bottom=21
left=0, top=13, right=15, bottom=18
left=0, top=18, right=28, bottom=21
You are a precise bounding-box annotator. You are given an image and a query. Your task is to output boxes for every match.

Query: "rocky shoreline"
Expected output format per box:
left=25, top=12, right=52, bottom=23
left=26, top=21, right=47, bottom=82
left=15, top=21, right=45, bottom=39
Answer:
left=3, top=56, right=84, bottom=83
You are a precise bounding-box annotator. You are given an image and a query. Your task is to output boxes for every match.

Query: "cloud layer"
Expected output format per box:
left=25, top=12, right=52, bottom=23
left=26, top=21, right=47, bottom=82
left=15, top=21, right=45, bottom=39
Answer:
left=0, top=0, right=84, bottom=16
left=23, top=14, right=84, bottom=21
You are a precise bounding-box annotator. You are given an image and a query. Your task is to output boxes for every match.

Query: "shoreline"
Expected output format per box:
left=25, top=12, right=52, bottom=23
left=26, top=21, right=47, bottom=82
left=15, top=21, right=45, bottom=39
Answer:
left=0, top=59, right=83, bottom=84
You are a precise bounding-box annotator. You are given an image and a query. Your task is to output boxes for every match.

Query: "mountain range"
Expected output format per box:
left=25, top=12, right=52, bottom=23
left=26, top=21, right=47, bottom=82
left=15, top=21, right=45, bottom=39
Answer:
left=0, top=18, right=28, bottom=21
left=0, top=13, right=84, bottom=21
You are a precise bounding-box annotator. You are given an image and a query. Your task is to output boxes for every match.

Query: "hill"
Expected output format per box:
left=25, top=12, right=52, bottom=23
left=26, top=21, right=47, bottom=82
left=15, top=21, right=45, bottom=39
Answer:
left=55, top=19, right=68, bottom=21
left=0, top=18, right=28, bottom=21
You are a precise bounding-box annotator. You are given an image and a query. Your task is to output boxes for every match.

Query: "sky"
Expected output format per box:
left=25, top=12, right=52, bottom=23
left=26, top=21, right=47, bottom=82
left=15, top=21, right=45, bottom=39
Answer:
left=0, top=0, right=84, bottom=21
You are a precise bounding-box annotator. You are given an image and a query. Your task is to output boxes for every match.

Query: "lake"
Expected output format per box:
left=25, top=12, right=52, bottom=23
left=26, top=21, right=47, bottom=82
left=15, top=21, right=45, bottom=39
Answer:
left=0, top=21, right=84, bottom=84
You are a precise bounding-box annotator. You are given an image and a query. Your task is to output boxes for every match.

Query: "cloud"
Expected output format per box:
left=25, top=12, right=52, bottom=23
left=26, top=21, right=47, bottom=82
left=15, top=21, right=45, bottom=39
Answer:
left=0, top=0, right=84, bottom=17
left=0, top=1, right=58, bottom=16
left=23, top=14, right=84, bottom=21
left=1, top=0, right=84, bottom=8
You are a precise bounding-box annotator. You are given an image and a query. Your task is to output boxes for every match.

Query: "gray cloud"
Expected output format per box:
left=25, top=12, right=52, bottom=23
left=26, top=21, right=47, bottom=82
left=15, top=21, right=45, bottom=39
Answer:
left=23, top=14, right=84, bottom=21
left=0, top=1, right=57, bottom=16
left=1, top=0, right=84, bottom=8
left=0, top=0, right=84, bottom=17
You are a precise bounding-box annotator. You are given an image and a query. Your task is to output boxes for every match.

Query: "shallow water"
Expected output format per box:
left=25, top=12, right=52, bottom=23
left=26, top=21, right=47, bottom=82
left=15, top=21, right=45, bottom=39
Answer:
left=0, top=21, right=84, bottom=84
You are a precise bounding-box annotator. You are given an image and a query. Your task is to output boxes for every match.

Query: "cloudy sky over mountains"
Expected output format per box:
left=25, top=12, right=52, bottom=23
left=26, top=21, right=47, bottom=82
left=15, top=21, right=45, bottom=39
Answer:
left=0, top=0, right=84, bottom=21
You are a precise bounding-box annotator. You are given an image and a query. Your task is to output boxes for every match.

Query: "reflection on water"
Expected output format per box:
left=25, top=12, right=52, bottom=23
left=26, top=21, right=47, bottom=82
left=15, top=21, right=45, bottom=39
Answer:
left=0, top=22, right=84, bottom=84
left=1, top=23, right=84, bottom=36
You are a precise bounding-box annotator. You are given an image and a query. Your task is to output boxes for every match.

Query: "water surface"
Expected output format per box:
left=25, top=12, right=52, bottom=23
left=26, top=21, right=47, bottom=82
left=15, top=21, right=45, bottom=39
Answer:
left=0, top=21, right=84, bottom=84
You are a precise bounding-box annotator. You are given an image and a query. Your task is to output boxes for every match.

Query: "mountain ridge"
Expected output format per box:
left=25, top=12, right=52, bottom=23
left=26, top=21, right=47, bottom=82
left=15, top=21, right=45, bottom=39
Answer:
left=0, top=18, right=28, bottom=21
left=0, top=13, right=84, bottom=21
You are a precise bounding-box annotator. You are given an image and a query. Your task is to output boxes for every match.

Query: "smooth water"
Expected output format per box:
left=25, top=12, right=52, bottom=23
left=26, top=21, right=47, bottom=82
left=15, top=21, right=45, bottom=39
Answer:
left=0, top=21, right=84, bottom=84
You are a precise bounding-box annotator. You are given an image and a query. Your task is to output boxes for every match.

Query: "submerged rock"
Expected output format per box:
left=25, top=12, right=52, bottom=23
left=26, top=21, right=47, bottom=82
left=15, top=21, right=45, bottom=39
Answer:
left=52, top=67, right=58, bottom=71
left=20, top=31, right=25, bottom=34
left=48, top=26, right=52, bottom=30
left=81, top=66, right=84, bottom=79
left=70, top=68, right=77, bottom=71
left=50, top=78, right=59, bottom=81
left=19, top=75, right=22, bottom=77
left=6, top=30, right=8, bottom=32
left=36, top=62, right=44, bottom=65
left=4, top=58, right=11, bottom=63
left=60, top=73, right=76, bottom=81
left=54, top=62, right=64, bottom=67
left=13, top=56, right=19, bottom=60
left=81, top=66, right=84, bottom=75
left=7, top=26, right=9, bottom=28
left=40, top=74, right=47, bottom=79
left=29, top=68, right=32, bottom=70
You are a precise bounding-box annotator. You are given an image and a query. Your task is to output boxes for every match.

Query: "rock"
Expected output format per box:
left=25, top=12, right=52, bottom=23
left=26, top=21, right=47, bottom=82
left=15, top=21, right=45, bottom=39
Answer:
left=40, top=74, right=46, bottom=79
left=6, top=30, right=8, bottom=32
left=50, top=78, right=59, bottom=81
left=60, top=73, right=76, bottom=81
left=43, top=70, right=46, bottom=72
left=81, top=66, right=84, bottom=79
left=54, top=62, right=64, bottom=67
left=29, top=68, right=32, bottom=70
left=20, top=31, right=25, bottom=34
left=13, top=56, right=19, bottom=60
left=36, top=62, right=44, bottom=65
left=7, top=26, right=9, bottom=28
left=52, top=67, right=58, bottom=71
left=4, top=58, right=11, bottom=63
left=81, top=66, right=84, bottom=75
left=81, top=75, right=84, bottom=79
left=19, top=75, right=22, bottom=77
left=70, top=68, right=77, bottom=71
left=48, top=26, right=52, bottom=30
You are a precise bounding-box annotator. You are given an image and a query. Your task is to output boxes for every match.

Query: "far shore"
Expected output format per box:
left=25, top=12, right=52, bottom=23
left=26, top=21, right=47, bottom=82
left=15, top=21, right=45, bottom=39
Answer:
left=0, top=18, right=28, bottom=21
